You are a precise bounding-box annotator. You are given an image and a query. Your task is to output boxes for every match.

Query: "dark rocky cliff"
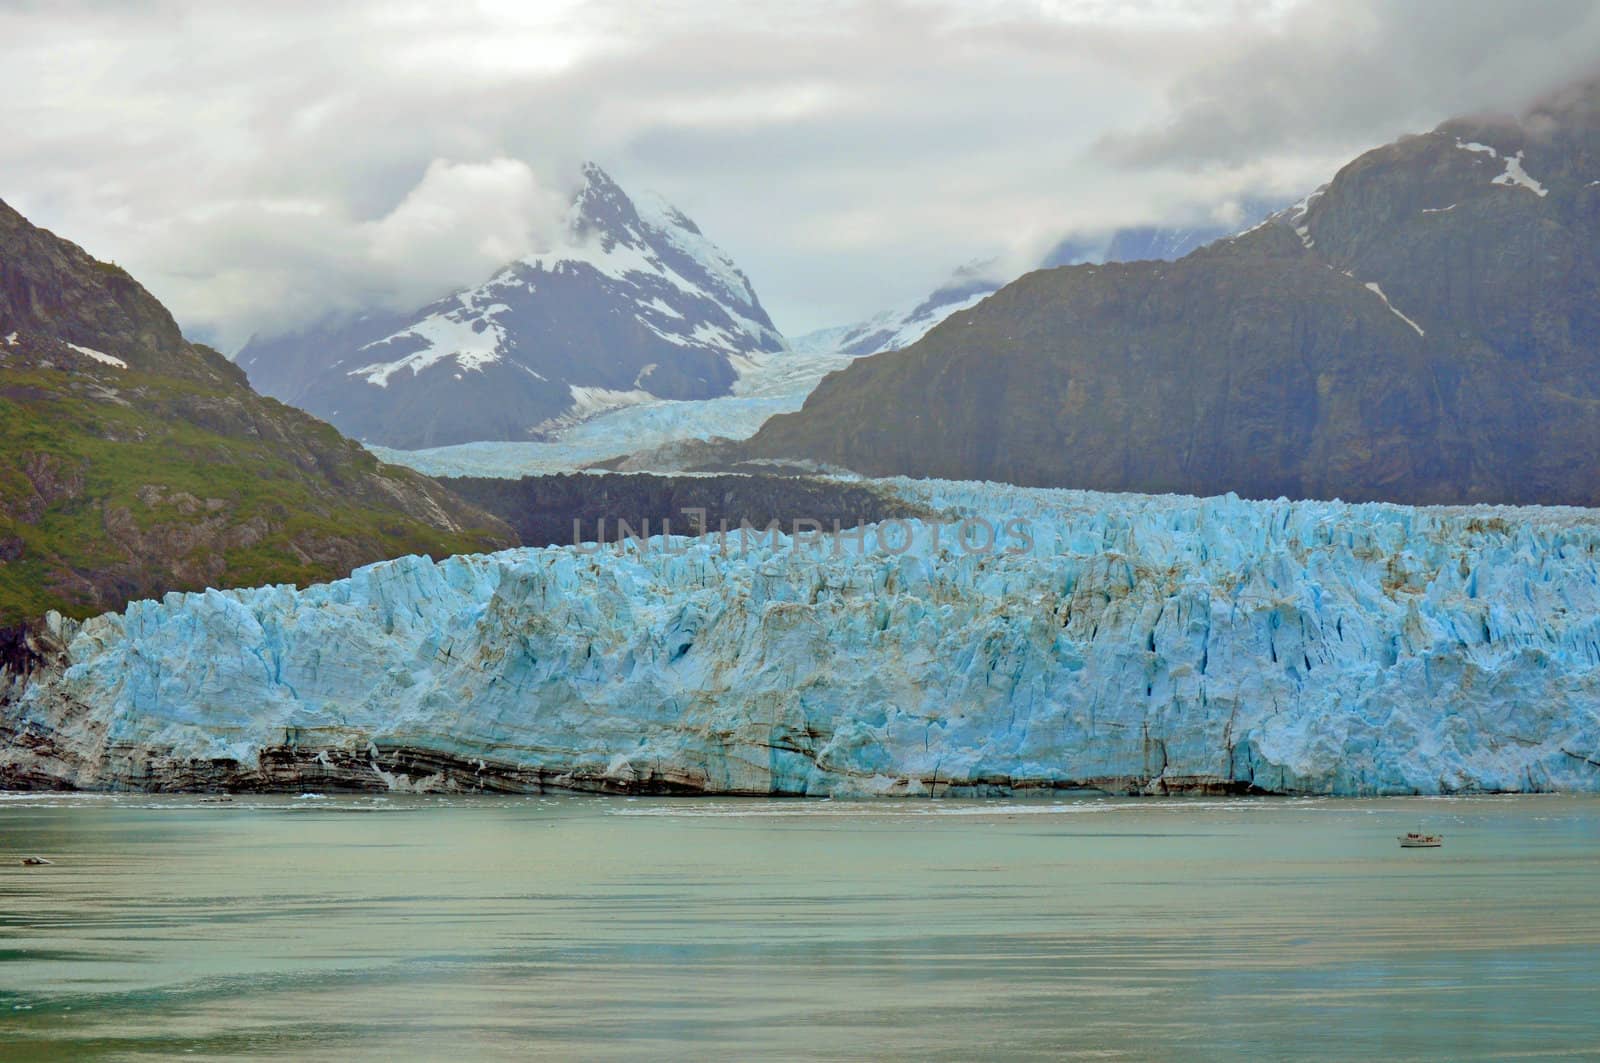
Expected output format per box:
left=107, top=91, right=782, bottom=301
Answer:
left=748, top=82, right=1600, bottom=505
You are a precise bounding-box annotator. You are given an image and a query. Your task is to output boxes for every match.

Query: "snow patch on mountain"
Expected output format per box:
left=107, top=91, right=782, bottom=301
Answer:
left=1491, top=151, right=1549, bottom=197
left=350, top=301, right=511, bottom=387
left=792, top=267, right=1000, bottom=356
left=1282, top=187, right=1325, bottom=249
left=65, top=342, right=127, bottom=369
left=552, top=384, right=659, bottom=426
left=1454, top=139, right=1550, bottom=197
left=1362, top=282, right=1426, bottom=337
left=632, top=191, right=764, bottom=313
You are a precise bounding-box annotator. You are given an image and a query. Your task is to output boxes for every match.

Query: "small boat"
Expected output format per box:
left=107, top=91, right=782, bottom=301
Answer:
left=1398, top=832, right=1442, bottom=848
left=20, top=856, right=54, bottom=866
left=198, top=795, right=234, bottom=804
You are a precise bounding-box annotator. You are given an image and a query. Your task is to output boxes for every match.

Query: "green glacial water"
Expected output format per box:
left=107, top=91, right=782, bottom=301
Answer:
left=2, top=794, right=1597, bottom=1060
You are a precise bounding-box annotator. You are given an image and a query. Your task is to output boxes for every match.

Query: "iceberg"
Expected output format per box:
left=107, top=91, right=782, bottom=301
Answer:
left=5, top=480, right=1600, bottom=796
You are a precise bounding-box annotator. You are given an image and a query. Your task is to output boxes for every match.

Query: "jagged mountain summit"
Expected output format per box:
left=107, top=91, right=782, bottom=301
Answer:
left=0, top=197, right=512, bottom=627
left=373, top=199, right=1290, bottom=480
left=749, top=80, right=1600, bottom=506
left=791, top=263, right=1002, bottom=356
left=240, top=164, right=786, bottom=450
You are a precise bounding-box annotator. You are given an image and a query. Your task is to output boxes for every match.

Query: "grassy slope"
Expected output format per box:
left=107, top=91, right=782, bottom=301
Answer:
left=0, top=363, right=509, bottom=625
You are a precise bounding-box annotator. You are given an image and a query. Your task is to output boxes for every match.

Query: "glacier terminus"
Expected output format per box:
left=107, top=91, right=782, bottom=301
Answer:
left=5, top=480, right=1600, bottom=796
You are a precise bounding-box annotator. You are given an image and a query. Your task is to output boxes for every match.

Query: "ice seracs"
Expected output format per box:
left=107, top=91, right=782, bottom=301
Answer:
left=8, top=480, right=1600, bottom=797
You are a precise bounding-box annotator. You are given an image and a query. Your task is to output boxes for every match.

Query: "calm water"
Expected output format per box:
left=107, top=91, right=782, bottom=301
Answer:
left=1, top=793, right=1597, bottom=1061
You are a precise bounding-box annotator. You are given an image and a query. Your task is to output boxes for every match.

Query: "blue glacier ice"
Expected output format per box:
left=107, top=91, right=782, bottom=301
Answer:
left=369, top=346, right=855, bottom=478
left=5, top=480, right=1600, bottom=795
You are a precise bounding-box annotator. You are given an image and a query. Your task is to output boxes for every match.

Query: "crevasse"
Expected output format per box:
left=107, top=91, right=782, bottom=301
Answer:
left=6, top=480, right=1600, bottom=795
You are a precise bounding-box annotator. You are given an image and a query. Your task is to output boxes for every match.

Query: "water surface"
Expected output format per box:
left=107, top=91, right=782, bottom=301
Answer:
left=2, top=794, right=1597, bottom=1060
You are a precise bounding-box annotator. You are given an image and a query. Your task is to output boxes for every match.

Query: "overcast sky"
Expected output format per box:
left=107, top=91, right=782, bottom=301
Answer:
left=3, top=0, right=1599, bottom=348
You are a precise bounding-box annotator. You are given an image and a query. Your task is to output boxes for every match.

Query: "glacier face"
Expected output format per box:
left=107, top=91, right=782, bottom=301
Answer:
left=6, top=481, right=1600, bottom=796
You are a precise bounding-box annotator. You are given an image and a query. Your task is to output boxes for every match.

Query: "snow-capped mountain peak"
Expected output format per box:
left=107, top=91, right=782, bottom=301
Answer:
left=241, top=163, right=786, bottom=449
left=792, top=262, right=1002, bottom=357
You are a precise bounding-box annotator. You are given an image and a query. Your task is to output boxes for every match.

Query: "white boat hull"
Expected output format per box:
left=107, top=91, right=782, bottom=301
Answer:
left=1398, top=835, right=1442, bottom=848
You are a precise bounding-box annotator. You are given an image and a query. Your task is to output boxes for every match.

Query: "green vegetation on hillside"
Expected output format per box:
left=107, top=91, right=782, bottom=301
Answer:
left=0, top=363, right=508, bottom=626
left=0, top=193, right=514, bottom=629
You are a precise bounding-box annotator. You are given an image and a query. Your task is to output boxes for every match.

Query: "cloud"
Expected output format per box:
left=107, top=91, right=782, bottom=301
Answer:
left=0, top=0, right=1595, bottom=344
left=364, top=159, right=570, bottom=298
left=117, top=159, right=572, bottom=349
left=1096, top=0, right=1600, bottom=169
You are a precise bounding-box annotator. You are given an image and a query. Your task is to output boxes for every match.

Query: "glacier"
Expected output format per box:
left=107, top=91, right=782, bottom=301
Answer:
left=370, top=346, right=856, bottom=478
left=5, top=480, right=1600, bottom=796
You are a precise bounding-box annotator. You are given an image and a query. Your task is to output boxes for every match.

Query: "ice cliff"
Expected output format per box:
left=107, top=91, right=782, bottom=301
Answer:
left=6, top=480, right=1600, bottom=796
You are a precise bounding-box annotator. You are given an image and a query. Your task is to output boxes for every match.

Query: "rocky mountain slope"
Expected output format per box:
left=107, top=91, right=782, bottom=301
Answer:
left=1038, top=195, right=1284, bottom=269
left=792, top=202, right=1282, bottom=360
left=6, top=479, right=1599, bottom=795
left=0, top=198, right=513, bottom=627
left=240, top=164, right=787, bottom=449
left=748, top=82, right=1600, bottom=505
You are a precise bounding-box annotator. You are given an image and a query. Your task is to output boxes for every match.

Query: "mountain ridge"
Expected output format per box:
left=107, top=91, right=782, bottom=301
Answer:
left=0, top=197, right=514, bottom=627
left=791, top=199, right=1284, bottom=361
left=746, top=82, right=1600, bottom=506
